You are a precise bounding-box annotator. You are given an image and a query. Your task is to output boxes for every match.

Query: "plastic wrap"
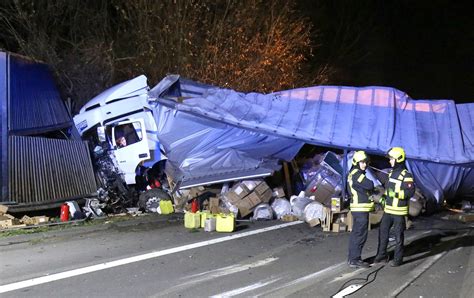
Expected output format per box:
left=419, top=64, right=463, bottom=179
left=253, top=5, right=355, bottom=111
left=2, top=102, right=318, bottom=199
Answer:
left=290, top=193, right=313, bottom=219
left=303, top=201, right=325, bottom=223
left=271, top=198, right=291, bottom=219
left=252, top=203, right=273, bottom=220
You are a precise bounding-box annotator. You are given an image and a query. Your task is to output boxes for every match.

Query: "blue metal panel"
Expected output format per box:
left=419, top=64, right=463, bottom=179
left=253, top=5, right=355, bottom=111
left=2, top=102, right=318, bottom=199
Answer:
left=8, top=54, right=71, bottom=135
left=8, top=135, right=97, bottom=205
left=0, top=52, right=7, bottom=201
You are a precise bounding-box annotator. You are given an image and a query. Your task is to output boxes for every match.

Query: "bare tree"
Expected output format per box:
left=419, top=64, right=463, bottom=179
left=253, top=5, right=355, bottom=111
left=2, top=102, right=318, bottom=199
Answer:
left=0, top=0, right=326, bottom=111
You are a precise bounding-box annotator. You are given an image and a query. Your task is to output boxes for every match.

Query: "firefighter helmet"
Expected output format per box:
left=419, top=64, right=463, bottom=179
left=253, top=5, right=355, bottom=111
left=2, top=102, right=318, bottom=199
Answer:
left=352, top=150, right=368, bottom=166
left=387, top=147, right=406, bottom=163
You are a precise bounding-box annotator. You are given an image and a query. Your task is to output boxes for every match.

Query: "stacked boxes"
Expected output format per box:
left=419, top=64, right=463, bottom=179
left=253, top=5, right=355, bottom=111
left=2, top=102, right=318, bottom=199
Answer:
left=226, top=180, right=272, bottom=217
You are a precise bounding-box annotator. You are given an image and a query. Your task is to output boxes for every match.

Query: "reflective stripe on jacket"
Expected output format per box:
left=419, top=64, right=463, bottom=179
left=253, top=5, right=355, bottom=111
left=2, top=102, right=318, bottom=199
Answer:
left=348, top=168, right=375, bottom=212
left=384, top=167, right=415, bottom=216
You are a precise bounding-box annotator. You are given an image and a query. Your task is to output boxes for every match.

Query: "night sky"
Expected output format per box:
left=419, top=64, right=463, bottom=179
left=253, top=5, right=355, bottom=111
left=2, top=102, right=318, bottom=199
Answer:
left=301, top=0, right=474, bottom=104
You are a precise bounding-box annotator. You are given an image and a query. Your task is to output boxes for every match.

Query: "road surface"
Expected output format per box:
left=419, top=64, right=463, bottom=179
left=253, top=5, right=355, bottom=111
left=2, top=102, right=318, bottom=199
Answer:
left=0, top=213, right=472, bottom=297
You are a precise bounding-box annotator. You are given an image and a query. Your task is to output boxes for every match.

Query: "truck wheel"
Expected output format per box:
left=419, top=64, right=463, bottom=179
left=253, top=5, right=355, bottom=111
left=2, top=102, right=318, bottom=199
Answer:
left=138, top=188, right=171, bottom=210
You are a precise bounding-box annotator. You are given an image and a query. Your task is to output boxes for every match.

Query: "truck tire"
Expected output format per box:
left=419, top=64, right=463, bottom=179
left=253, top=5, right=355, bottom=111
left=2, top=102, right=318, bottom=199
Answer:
left=138, top=188, right=171, bottom=211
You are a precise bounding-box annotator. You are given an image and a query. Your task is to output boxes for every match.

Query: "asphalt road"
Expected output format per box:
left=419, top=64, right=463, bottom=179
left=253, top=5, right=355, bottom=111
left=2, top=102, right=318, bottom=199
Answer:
left=0, top=213, right=472, bottom=297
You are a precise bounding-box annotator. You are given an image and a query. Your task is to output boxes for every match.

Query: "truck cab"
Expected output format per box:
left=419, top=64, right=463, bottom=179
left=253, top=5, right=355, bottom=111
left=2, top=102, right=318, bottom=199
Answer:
left=73, top=75, right=164, bottom=185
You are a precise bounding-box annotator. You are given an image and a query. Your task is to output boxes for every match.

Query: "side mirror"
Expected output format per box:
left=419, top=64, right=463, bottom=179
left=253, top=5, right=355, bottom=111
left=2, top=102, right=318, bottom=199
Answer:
left=97, top=126, right=106, bottom=142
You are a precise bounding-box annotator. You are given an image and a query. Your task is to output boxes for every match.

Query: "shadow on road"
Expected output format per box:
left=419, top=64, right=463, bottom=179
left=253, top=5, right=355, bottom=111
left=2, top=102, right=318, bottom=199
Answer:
left=402, top=231, right=473, bottom=265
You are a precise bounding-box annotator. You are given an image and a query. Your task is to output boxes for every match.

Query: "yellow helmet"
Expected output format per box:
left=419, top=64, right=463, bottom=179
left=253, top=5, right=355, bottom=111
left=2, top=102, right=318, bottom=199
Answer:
left=388, top=147, right=406, bottom=163
left=352, top=150, right=368, bottom=166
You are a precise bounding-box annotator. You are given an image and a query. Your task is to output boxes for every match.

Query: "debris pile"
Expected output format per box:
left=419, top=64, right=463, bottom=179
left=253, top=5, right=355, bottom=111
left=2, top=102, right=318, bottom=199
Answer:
left=0, top=204, right=50, bottom=229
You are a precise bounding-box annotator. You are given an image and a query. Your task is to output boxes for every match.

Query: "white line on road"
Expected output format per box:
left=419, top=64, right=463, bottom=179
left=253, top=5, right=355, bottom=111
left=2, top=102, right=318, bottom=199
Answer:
left=0, top=221, right=303, bottom=294
left=185, top=257, right=278, bottom=279
left=256, top=262, right=347, bottom=297
left=211, top=277, right=282, bottom=297
left=391, top=251, right=446, bottom=297
left=158, top=257, right=279, bottom=296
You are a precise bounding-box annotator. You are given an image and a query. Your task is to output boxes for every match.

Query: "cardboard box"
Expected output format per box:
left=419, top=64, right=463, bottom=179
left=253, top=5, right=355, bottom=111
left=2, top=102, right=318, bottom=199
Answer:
left=259, top=188, right=273, bottom=203
left=308, top=218, right=320, bottom=227
left=30, top=216, right=49, bottom=225
left=306, top=178, right=336, bottom=206
left=281, top=214, right=299, bottom=222
left=453, top=213, right=474, bottom=223
left=232, top=183, right=251, bottom=198
left=188, top=186, right=205, bottom=198
left=245, top=192, right=262, bottom=206
left=0, top=215, right=20, bottom=228
left=209, top=197, right=222, bottom=214
left=272, top=187, right=286, bottom=198
left=209, top=197, right=220, bottom=209
left=331, top=197, right=341, bottom=212
left=226, top=183, right=252, bottom=203
left=241, top=180, right=260, bottom=191
left=235, top=198, right=254, bottom=217
left=332, top=222, right=347, bottom=232
left=0, top=204, right=8, bottom=215
left=254, top=181, right=270, bottom=196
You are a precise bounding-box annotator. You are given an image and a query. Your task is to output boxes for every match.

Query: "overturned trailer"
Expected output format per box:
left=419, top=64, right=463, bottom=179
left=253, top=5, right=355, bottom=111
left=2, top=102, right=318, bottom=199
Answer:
left=0, top=52, right=97, bottom=211
left=74, top=75, right=474, bottom=209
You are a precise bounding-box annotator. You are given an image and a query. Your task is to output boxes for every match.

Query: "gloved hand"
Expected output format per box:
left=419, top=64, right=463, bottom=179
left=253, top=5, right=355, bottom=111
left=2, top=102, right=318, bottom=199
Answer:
left=375, top=186, right=385, bottom=195
left=379, top=196, right=386, bottom=207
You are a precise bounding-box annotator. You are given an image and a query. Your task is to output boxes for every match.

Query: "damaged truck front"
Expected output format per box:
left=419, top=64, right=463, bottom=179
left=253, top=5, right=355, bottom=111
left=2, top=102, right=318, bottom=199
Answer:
left=73, top=75, right=170, bottom=211
left=73, top=75, right=285, bottom=211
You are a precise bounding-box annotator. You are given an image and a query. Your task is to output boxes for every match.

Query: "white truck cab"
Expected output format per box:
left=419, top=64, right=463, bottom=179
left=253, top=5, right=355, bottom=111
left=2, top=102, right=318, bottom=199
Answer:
left=73, top=75, right=164, bottom=185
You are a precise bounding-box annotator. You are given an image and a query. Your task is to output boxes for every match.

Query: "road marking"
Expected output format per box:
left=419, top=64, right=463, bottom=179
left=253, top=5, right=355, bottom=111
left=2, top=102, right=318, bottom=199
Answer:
left=0, top=221, right=302, bottom=294
left=391, top=251, right=446, bottom=296
left=158, top=257, right=279, bottom=296
left=186, top=257, right=278, bottom=279
left=391, top=231, right=470, bottom=297
left=256, top=262, right=346, bottom=297
left=211, top=277, right=282, bottom=297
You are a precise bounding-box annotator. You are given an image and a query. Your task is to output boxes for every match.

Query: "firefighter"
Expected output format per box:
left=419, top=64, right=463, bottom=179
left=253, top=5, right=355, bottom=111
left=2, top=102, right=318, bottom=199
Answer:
left=374, top=147, right=415, bottom=267
left=347, top=150, right=375, bottom=268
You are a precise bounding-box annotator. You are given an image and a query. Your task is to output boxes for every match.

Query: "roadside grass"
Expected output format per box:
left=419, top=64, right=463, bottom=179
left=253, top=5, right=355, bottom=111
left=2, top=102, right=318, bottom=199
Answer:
left=0, top=214, right=137, bottom=238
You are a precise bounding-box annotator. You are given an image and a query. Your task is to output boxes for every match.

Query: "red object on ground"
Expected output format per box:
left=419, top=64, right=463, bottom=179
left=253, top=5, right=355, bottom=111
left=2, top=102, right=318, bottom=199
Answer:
left=60, top=203, right=70, bottom=222
left=191, top=198, right=199, bottom=213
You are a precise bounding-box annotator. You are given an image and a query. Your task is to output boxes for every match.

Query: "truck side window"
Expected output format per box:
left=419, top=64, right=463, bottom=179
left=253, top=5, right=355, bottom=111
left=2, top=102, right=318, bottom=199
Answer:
left=114, top=122, right=142, bottom=148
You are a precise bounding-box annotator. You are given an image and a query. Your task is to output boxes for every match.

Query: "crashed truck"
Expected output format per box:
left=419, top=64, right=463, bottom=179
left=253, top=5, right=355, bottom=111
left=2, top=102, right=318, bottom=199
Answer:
left=73, top=74, right=474, bottom=213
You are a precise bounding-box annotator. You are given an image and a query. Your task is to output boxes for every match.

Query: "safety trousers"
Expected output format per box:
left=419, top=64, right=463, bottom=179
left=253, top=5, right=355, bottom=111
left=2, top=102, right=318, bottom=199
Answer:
left=376, top=213, right=406, bottom=263
left=348, top=211, right=369, bottom=262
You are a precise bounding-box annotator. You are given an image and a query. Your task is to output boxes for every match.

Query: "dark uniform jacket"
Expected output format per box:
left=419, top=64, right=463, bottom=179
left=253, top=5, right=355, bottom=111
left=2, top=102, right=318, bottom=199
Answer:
left=348, top=167, right=375, bottom=212
left=384, top=166, right=415, bottom=216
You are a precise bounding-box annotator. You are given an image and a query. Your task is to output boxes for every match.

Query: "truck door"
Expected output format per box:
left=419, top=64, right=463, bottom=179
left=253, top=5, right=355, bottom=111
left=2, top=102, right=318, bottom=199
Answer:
left=111, top=119, right=150, bottom=184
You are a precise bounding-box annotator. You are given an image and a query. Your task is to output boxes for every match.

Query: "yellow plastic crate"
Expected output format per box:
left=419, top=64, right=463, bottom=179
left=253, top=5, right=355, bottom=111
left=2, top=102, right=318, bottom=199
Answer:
left=159, top=200, right=174, bottom=214
left=216, top=213, right=235, bottom=232
left=200, top=210, right=211, bottom=228
left=184, top=212, right=201, bottom=229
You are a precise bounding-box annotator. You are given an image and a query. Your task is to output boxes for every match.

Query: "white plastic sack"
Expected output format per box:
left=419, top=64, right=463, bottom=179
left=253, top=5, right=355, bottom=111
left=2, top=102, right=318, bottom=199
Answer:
left=290, top=195, right=313, bottom=219
left=303, top=201, right=325, bottom=223
left=253, top=203, right=273, bottom=220
left=271, top=198, right=291, bottom=219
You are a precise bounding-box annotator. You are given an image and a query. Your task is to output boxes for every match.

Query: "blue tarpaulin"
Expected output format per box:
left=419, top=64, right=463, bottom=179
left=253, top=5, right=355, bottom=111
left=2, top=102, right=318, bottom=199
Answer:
left=151, top=75, right=473, bottom=203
